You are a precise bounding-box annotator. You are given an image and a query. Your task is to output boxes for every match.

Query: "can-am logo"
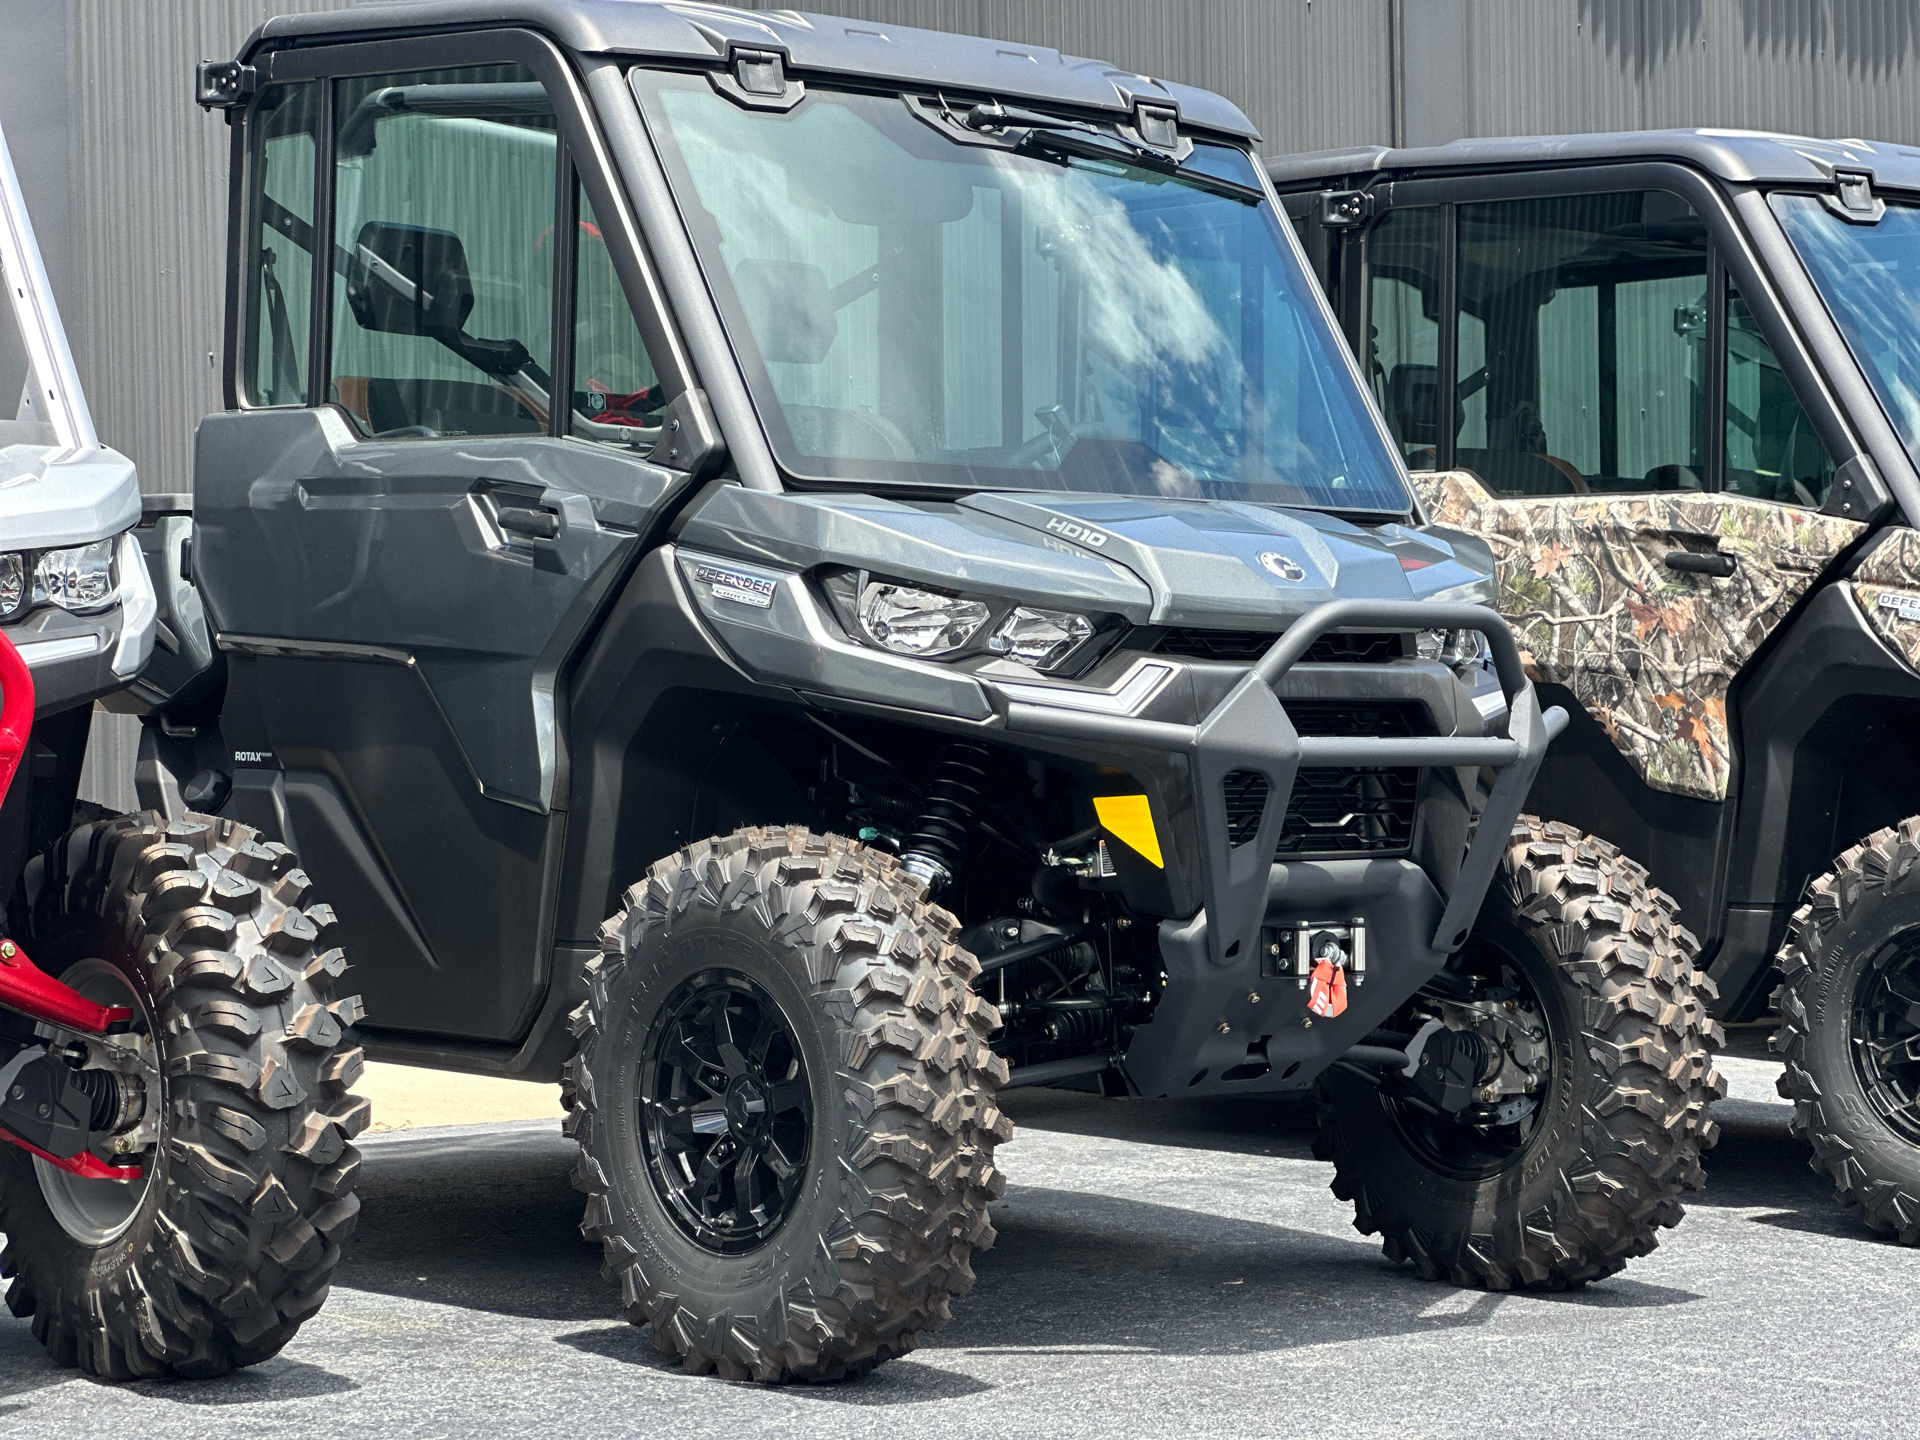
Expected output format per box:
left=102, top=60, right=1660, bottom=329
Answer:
left=1045, top=517, right=1109, bottom=548
left=1259, top=551, right=1307, bottom=583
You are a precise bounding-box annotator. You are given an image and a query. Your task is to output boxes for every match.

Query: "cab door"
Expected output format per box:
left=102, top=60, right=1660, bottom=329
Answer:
left=1356, top=184, right=1865, bottom=803
left=195, top=32, right=697, bottom=1045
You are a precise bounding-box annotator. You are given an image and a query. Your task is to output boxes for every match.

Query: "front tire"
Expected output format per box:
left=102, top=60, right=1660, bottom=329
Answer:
left=0, top=813, right=366, bottom=1378
left=1775, top=819, right=1920, bottom=1242
left=565, top=826, right=1010, bottom=1382
left=1314, top=818, right=1725, bottom=1288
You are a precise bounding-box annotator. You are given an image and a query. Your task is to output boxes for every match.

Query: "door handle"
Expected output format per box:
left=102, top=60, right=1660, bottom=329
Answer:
left=495, top=507, right=560, bottom=541
left=1663, top=550, right=1736, bottom=578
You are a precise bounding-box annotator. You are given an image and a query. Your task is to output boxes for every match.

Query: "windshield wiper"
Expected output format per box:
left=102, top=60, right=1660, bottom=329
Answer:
left=958, top=102, right=1262, bottom=206
left=962, top=101, right=1168, bottom=166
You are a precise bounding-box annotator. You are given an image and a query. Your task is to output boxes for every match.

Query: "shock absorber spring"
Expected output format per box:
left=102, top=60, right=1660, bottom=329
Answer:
left=898, top=743, right=992, bottom=893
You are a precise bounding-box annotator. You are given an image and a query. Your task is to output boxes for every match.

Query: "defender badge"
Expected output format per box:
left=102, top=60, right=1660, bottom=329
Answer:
left=1258, top=551, right=1306, bottom=583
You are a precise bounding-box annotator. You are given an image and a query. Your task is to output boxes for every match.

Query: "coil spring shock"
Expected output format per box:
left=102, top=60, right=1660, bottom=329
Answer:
left=898, top=742, right=991, bottom=893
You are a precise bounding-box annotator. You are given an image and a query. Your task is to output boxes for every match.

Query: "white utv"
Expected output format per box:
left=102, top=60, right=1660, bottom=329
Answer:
left=0, top=116, right=365, bottom=1380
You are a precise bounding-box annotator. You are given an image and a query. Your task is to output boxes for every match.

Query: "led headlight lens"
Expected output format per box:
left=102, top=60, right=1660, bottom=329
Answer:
left=34, top=540, right=116, bottom=612
left=1417, top=627, right=1490, bottom=669
left=989, top=606, right=1093, bottom=670
left=0, top=553, right=24, bottom=618
left=857, top=582, right=990, bottom=657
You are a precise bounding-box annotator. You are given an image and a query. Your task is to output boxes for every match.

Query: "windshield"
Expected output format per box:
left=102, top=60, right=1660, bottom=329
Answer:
left=636, top=74, right=1408, bottom=512
left=1774, top=193, right=1920, bottom=473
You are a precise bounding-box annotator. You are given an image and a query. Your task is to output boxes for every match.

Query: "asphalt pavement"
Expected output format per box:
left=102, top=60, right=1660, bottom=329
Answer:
left=4, top=1036, right=1915, bottom=1440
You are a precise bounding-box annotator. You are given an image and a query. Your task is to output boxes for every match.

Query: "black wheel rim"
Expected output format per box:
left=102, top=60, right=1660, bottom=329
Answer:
left=1382, top=936, right=1559, bottom=1182
left=638, top=969, right=813, bottom=1255
left=1849, top=934, right=1920, bottom=1145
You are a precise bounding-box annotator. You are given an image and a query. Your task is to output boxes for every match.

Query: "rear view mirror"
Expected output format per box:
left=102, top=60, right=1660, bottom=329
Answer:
left=732, top=259, right=837, bottom=364
left=344, top=221, right=474, bottom=338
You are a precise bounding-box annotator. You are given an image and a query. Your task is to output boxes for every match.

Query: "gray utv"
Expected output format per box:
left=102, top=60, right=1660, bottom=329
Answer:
left=140, top=0, right=1720, bottom=1382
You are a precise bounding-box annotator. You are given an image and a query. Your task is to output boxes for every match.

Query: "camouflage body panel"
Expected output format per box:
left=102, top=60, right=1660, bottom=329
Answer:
left=1415, top=471, right=1864, bottom=800
left=1852, top=528, right=1920, bottom=672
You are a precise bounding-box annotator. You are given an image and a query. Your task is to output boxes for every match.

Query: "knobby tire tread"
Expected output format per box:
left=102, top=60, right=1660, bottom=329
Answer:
left=0, top=812, right=366, bottom=1379
left=564, top=825, right=1010, bottom=1383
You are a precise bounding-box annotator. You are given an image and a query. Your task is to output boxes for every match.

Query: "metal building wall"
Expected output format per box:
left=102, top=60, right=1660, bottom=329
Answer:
left=62, top=0, right=357, bottom=496
left=1405, top=0, right=1920, bottom=148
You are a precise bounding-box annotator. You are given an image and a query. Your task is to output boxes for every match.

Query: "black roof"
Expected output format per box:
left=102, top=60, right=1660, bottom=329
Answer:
left=1265, top=128, right=1920, bottom=192
left=247, top=0, right=1259, bottom=140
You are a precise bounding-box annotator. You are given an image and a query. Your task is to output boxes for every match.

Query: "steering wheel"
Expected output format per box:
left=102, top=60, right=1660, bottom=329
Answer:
left=1008, top=408, right=1115, bottom=470
left=377, top=424, right=441, bottom=439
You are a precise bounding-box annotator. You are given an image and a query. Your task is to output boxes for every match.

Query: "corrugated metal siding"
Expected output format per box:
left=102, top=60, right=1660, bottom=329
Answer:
left=1452, top=1, right=1920, bottom=146
left=67, top=0, right=357, bottom=495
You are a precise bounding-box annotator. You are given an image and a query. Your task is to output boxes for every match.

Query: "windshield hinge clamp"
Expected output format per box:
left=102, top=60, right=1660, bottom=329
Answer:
left=196, top=61, right=257, bottom=112
left=1318, top=190, right=1374, bottom=228
left=1825, top=169, right=1886, bottom=224
left=711, top=48, right=805, bottom=112
left=1133, top=104, right=1179, bottom=151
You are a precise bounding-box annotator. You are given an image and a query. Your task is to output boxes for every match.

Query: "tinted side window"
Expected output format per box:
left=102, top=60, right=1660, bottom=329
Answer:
left=1725, top=281, right=1833, bottom=506
left=244, top=83, right=320, bottom=407
left=1456, top=191, right=1706, bottom=495
left=329, top=65, right=557, bottom=438
left=1365, top=206, right=1443, bottom=470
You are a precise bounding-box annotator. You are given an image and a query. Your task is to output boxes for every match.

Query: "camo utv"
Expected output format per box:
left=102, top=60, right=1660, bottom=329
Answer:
left=1274, top=130, right=1920, bottom=1244
left=116, top=2, right=1719, bottom=1382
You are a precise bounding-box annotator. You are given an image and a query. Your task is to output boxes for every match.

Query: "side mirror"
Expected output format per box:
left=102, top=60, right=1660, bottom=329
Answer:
left=344, top=221, right=474, bottom=338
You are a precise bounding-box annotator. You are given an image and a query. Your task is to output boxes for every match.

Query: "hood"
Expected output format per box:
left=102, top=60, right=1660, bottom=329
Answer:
left=678, top=486, right=1495, bottom=630
left=0, top=444, right=142, bottom=550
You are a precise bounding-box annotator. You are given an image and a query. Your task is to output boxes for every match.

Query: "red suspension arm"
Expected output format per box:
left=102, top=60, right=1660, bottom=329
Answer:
left=0, top=632, right=130, bottom=1033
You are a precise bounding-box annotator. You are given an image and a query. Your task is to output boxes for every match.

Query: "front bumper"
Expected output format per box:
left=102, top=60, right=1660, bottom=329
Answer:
left=1000, top=600, right=1568, bottom=1097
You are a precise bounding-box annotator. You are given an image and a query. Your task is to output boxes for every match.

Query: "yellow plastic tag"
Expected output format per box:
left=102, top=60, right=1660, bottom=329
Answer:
left=1093, top=794, right=1163, bottom=869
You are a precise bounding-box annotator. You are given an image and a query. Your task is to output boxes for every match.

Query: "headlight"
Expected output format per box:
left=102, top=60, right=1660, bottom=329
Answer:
left=838, top=574, right=1099, bottom=672
left=1417, top=627, right=1490, bottom=671
left=34, top=540, right=117, bottom=613
left=989, top=606, right=1093, bottom=669
left=0, top=553, right=24, bottom=619
left=857, top=582, right=991, bottom=657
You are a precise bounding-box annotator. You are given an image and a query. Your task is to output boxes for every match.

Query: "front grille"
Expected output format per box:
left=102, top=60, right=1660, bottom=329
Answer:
left=1221, top=702, right=1427, bottom=859
left=1152, top=629, right=1404, bottom=664
left=1276, top=768, right=1419, bottom=856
